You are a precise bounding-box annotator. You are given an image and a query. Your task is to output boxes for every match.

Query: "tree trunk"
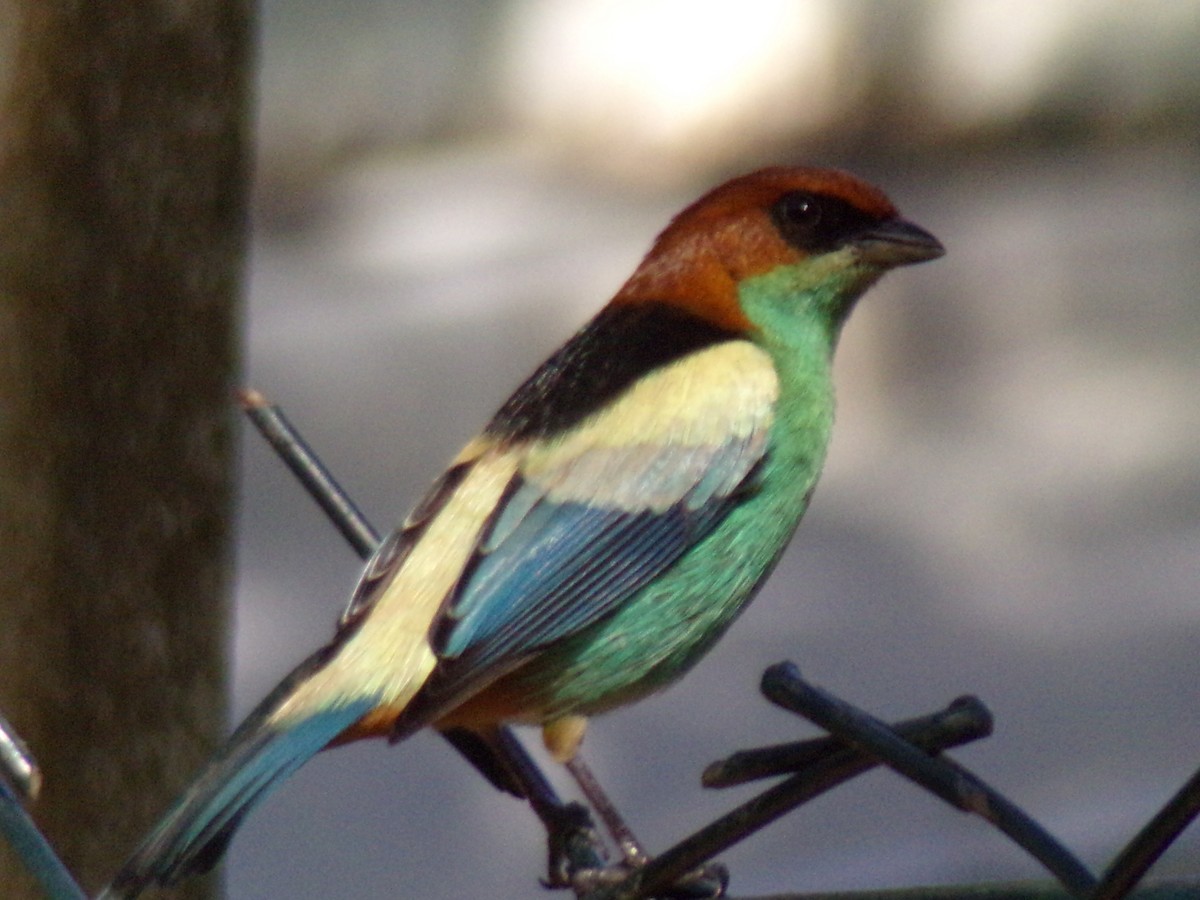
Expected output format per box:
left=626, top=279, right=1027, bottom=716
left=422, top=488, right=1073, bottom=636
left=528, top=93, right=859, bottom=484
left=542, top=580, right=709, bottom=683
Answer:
left=0, top=2, right=253, bottom=897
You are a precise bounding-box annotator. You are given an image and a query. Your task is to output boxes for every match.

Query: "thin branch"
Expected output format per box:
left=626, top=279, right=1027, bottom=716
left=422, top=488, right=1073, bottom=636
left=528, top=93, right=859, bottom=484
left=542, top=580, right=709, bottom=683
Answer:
left=1092, top=764, right=1200, bottom=900
left=703, top=695, right=992, bottom=789
left=238, top=388, right=380, bottom=557
left=616, top=691, right=993, bottom=899
left=0, top=717, right=85, bottom=900
left=760, top=663, right=1096, bottom=899
left=0, top=713, right=41, bottom=804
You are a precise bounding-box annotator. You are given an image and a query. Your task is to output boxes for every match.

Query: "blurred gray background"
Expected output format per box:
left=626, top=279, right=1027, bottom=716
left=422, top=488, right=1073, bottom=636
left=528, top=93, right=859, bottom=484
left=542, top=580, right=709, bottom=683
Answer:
left=231, top=1, right=1199, bottom=897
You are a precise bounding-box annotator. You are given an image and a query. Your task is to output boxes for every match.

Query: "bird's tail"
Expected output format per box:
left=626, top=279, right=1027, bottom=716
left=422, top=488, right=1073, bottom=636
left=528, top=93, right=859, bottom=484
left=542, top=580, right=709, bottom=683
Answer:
left=101, top=649, right=377, bottom=899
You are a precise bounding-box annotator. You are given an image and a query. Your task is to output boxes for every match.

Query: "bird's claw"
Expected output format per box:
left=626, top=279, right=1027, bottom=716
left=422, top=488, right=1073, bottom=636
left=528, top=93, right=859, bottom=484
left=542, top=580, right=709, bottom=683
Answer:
left=655, top=861, right=729, bottom=899
left=564, top=862, right=635, bottom=896
left=542, top=801, right=610, bottom=889
left=549, top=852, right=729, bottom=900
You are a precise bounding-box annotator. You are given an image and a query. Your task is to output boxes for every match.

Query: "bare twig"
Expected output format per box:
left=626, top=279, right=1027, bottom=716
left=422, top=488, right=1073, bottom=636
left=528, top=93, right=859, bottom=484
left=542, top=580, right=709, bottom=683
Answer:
left=0, top=718, right=85, bottom=900
left=238, top=389, right=379, bottom=558
left=0, top=713, right=41, bottom=805
left=1092, top=764, right=1200, bottom=900
left=615, top=688, right=993, bottom=899
left=760, top=663, right=1096, bottom=898
left=703, top=695, right=991, bottom=789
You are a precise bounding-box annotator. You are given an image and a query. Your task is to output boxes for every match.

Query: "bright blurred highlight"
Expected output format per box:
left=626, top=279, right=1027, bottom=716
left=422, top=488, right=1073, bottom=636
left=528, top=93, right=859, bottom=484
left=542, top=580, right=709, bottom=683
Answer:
left=500, top=0, right=853, bottom=174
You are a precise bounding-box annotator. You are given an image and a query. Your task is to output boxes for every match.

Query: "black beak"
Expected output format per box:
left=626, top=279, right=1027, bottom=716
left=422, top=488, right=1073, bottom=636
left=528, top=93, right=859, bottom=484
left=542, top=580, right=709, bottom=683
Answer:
left=854, top=217, right=944, bottom=267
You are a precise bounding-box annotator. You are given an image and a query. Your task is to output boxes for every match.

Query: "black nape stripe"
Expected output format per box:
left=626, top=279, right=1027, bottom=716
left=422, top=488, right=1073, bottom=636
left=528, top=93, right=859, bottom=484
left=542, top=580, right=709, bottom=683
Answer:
left=487, top=302, right=738, bottom=441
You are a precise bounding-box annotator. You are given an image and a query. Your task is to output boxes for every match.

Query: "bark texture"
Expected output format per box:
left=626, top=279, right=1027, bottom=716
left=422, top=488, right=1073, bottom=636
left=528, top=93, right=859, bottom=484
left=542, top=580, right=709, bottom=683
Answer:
left=0, top=3, right=253, bottom=896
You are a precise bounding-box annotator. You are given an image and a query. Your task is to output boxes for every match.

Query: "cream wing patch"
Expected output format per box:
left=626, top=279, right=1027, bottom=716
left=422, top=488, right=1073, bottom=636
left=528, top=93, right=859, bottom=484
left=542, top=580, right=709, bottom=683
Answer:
left=267, top=341, right=778, bottom=726
left=269, top=450, right=520, bottom=725
left=521, top=340, right=778, bottom=510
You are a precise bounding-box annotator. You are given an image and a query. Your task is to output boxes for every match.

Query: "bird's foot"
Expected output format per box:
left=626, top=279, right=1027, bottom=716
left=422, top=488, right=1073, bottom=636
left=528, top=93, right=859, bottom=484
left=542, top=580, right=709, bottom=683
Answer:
left=542, top=801, right=610, bottom=890
left=554, top=854, right=728, bottom=899
left=540, top=801, right=727, bottom=899
left=652, top=861, right=729, bottom=899
left=563, top=861, right=632, bottom=896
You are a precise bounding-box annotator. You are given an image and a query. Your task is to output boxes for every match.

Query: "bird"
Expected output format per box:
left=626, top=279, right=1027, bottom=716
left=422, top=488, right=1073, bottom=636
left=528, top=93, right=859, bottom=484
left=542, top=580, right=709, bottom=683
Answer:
left=103, top=166, right=943, bottom=896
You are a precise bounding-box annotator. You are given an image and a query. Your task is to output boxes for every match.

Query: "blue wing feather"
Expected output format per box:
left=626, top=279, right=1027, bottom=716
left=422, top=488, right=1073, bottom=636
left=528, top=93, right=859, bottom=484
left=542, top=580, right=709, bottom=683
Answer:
left=433, top=466, right=752, bottom=677
left=400, top=339, right=778, bottom=728
left=437, top=497, right=622, bottom=657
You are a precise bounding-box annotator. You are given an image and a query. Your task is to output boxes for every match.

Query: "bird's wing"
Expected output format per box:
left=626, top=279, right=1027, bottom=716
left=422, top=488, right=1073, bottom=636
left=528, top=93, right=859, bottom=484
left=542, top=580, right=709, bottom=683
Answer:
left=419, top=339, right=778, bottom=706
left=338, top=460, right=476, bottom=634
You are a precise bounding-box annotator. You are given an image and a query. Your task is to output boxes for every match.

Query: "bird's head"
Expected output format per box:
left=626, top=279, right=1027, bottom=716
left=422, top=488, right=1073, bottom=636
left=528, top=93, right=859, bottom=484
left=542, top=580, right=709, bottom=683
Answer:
left=614, top=166, right=944, bottom=336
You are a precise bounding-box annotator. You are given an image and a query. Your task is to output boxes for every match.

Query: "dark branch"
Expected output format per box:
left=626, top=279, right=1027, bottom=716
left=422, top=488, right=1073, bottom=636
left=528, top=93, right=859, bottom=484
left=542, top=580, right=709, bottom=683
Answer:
left=0, top=714, right=40, bottom=805
left=703, top=695, right=991, bottom=788
left=615, top=688, right=991, bottom=899
left=0, top=718, right=85, bottom=900
left=1093, top=763, right=1200, bottom=900
left=238, top=389, right=381, bottom=557
left=760, top=663, right=1096, bottom=898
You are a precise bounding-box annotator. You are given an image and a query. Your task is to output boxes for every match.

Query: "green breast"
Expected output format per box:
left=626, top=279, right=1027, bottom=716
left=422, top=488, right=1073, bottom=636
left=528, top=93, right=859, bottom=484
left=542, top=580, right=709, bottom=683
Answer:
left=500, top=291, right=839, bottom=720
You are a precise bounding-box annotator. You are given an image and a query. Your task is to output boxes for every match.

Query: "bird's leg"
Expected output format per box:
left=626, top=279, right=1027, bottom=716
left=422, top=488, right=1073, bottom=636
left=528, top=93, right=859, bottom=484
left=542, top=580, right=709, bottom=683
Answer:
left=561, top=755, right=728, bottom=898
left=564, top=755, right=646, bottom=867
left=481, top=726, right=613, bottom=888
left=544, top=718, right=726, bottom=898
left=542, top=716, right=647, bottom=867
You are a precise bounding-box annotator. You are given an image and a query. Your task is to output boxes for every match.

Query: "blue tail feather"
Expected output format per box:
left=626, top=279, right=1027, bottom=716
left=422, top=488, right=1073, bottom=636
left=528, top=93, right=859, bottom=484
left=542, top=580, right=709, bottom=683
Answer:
left=102, top=698, right=374, bottom=899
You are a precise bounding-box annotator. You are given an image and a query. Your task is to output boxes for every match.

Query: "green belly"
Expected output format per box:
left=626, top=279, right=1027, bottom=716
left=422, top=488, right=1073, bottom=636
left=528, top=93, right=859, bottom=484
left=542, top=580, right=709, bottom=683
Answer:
left=498, top=440, right=822, bottom=721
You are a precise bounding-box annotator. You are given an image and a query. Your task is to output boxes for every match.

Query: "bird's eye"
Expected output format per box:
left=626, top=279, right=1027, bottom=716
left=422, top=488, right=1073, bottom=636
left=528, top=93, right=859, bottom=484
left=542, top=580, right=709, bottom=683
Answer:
left=770, top=191, right=827, bottom=249
left=777, top=192, right=821, bottom=231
